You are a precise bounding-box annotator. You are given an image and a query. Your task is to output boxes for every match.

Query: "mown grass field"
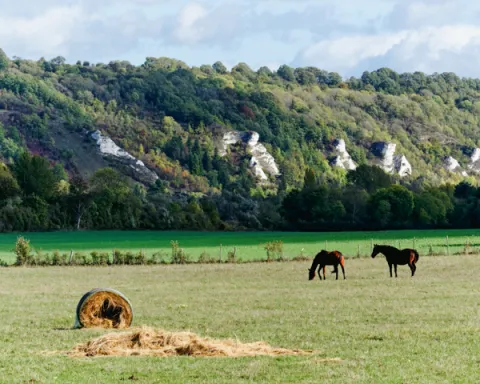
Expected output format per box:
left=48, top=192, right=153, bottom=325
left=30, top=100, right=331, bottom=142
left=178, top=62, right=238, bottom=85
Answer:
left=0, top=229, right=480, bottom=265
left=0, top=256, right=479, bottom=383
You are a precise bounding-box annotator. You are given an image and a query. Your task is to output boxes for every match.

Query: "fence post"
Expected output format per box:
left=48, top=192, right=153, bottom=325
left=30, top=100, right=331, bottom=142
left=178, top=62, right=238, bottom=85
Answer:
left=357, top=244, right=360, bottom=258
left=371, top=239, right=373, bottom=251
left=446, top=236, right=449, bottom=256
left=220, top=244, right=223, bottom=262
left=233, top=247, right=237, bottom=261
left=69, top=250, right=74, bottom=265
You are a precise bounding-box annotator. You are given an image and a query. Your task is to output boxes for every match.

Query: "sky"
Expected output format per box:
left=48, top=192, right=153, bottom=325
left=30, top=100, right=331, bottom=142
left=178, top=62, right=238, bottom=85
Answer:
left=1, top=0, right=480, bottom=78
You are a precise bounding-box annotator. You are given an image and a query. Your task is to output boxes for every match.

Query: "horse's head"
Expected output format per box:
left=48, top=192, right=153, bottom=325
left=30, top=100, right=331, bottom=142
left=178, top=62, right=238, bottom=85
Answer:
left=371, top=244, right=380, bottom=258
left=308, top=268, right=316, bottom=280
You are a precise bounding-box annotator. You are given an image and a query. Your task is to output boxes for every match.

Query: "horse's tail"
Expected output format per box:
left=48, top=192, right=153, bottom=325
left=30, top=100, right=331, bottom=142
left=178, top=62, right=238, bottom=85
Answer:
left=413, top=250, right=419, bottom=263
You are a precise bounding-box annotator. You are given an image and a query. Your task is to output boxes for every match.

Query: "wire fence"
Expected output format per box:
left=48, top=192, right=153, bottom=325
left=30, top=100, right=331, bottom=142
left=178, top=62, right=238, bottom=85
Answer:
left=4, top=235, right=480, bottom=266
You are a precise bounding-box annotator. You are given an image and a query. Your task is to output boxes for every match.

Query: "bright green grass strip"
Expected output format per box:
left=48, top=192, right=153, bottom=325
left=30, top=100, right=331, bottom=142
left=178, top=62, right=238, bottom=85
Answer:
left=0, top=229, right=479, bottom=264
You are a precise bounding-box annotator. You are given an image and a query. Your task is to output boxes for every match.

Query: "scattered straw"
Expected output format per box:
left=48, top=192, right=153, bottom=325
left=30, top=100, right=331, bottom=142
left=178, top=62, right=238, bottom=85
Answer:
left=77, top=290, right=133, bottom=329
left=68, top=326, right=315, bottom=358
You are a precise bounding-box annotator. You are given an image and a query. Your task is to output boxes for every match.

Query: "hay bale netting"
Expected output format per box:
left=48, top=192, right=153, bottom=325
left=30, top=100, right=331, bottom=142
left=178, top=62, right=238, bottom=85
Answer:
left=74, top=288, right=133, bottom=329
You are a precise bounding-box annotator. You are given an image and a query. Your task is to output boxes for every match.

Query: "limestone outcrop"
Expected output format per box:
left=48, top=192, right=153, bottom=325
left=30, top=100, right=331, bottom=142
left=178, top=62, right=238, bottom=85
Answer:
left=220, top=130, right=280, bottom=182
left=444, top=156, right=468, bottom=177
left=370, top=142, right=412, bottom=177
left=330, top=139, right=357, bottom=171
left=90, top=130, right=159, bottom=185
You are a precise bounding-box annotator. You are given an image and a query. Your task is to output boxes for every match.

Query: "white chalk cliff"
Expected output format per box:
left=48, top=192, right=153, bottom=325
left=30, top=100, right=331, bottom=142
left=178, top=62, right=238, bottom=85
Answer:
left=90, top=130, right=159, bottom=184
left=393, top=155, right=412, bottom=177
left=444, top=156, right=468, bottom=177
left=331, top=139, right=357, bottom=170
left=467, top=148, right=480, bottom=174
left=370, top=142, right=412, bottom=177
left=220, top=130, right=280, bottom=181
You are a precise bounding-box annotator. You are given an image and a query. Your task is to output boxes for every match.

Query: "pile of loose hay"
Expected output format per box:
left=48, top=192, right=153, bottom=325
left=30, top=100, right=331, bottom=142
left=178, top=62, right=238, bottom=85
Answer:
left=74, top=288, right=133, bottom=329
left=68, top=326, right=315, bottom=358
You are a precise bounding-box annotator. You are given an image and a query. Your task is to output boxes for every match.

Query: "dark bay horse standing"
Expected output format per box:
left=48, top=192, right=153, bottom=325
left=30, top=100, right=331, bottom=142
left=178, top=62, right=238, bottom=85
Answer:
left=371, top=244, right=419, bottom=277
left=308, top=250, right=346, bottom=281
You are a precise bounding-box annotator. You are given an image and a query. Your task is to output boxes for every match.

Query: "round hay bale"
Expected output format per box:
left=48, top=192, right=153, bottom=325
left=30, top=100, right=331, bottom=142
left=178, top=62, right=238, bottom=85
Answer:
left=74, top=288, right=133, bottom=329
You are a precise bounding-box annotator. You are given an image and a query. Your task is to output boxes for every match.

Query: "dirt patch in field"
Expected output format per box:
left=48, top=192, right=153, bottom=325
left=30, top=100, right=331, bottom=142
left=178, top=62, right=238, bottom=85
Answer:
left=68, top=326, right=315, bottom=358
left=76, top=289, right=133, bottom=329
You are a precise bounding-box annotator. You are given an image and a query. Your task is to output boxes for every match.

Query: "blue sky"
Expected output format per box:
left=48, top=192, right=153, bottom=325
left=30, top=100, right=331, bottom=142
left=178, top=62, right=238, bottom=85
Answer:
left=1, top=0, right=480, bottom=77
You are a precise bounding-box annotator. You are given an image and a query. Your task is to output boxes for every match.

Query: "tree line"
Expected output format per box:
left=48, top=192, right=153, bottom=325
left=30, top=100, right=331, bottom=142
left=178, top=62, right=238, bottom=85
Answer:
left=1, top=152, right=479, bottom=232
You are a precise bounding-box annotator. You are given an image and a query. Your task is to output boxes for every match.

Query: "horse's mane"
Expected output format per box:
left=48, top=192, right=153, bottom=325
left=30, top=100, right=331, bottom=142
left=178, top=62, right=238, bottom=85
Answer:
left=375, top=244, right=399, bottom=251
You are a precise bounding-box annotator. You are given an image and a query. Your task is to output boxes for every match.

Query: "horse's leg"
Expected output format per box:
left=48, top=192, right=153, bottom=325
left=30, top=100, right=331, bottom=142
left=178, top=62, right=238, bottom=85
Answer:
left=317, top=265, right=323, bottom=280
left=340, top=263, right=346, bottom=280
left=410, top=262, right=416, bottom=277
left=323, top=265, right=326, bottom=280
left=388, top=262, right=393, bottom=277
left=335, top=265, right=339, bottom=280
left=394, top=264, right=398, bottom=278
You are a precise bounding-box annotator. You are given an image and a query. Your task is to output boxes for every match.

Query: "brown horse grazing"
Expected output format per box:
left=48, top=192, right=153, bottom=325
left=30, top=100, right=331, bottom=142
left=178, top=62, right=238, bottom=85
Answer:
left=308, top=250, right=346, bottom=281
left=371, top=244, right=419, bottom=277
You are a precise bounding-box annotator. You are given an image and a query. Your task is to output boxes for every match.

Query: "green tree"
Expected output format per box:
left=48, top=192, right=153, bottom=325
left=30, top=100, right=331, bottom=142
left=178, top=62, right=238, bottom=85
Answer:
left=0, top=163, right=20, bottom=200
left=12, top=152, right=56, bottom=199
left=347, top=164, right=393, bottom=194
left=212, top=61, right=227, bottom=74
left=303, top=167, right=316, bottom=188
left=370, top=185, right=414, bottom=227
left=277, top=64, right=296, bottom=82
left=0, top=48, right=9, bottom=71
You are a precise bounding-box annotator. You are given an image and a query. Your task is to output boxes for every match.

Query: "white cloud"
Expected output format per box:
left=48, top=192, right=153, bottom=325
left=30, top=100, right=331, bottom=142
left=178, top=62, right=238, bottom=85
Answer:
left=295, top=33, right=408, bottom=74
left=172, top=3, right=208, bottom=44
left=0, top=6, right=85, bottom=57
left=295, top=25, right=480, bottom=76
left=0, top=0, right=480, bottom=77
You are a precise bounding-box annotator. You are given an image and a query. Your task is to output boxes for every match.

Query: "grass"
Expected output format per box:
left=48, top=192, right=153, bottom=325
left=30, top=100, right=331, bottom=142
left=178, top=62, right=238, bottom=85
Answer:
left=0, top=229, right=480, bottom=265
left=0, top=256, right=479, bottom=383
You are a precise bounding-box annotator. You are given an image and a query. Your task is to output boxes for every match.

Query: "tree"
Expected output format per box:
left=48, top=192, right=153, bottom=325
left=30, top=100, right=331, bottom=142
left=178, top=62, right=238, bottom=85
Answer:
left=202, top=152, right=213, bottom=172
left=370, top=185, right=414, bottom=227
left=303, top=168, right=316, bottom=188
left=90, top=168, right=130, bottom=196
left=413, top=189, right=452, bottom=226
left=277, top=65, right=296, bottom=82
left=257, top=66, right=273, bottom=77
left=294, top=68, right=316, bottom=85
left=0, top=163, right=20, bottom=200
left=0, top=48, right=9, bottom=71
left=68, top=174, right=92, bottom=230
left=12, top=152, right=56, bottom=199
left=347, top=164, right=393, bottom=194
left=212, top=61, right=227, bottom=74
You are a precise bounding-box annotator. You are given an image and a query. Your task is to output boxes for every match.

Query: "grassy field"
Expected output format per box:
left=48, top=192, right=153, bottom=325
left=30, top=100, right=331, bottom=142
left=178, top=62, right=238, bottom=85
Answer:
left=1, top=229, right=480, bottom=265
left=0, top=256, right=479, bottom=383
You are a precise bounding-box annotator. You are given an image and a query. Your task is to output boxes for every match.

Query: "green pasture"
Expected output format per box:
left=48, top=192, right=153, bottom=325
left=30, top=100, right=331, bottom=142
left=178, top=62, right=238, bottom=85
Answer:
left=0, top=256, right=479, bottom=383
left=1, top=229, right=480, bottom=265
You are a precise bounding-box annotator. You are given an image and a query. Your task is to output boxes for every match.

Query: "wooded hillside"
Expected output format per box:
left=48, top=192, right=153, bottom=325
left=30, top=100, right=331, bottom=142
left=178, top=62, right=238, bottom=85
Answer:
left=1, top=49, right=480, bottom=232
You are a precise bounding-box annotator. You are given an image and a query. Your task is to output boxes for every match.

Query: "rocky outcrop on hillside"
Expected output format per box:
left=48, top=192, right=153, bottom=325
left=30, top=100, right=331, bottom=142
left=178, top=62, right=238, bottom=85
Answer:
left=330, top=139, right=357, bottom=170
left=393, top=155, right=412, bottom=177
left=444, top=156, right=468, bottom=177
left=370, top=142, right=412, bottom=177
left=90, top=130, right=159, bottom=185
left=220, top=130, right=280, bottom=182
left=467, top=148, right=480, bottom=174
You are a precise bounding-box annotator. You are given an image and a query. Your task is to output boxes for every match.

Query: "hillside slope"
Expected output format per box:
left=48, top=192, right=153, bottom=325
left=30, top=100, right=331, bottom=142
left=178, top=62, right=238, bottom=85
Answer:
left=2, top=52, right=480, bottom=192
left=4, top=51, right=480, bottom=232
